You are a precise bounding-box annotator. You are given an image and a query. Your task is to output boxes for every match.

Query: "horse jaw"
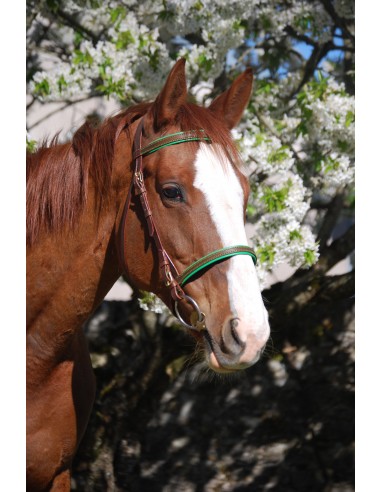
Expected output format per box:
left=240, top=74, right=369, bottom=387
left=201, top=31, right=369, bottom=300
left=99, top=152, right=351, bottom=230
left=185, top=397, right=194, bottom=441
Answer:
left=193, top=143, right=270, bottom=372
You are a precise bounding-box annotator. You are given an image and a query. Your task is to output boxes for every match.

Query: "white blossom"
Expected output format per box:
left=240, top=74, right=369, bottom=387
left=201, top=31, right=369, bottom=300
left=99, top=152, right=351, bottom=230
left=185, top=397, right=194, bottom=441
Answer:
left=138, top=293, right=168, bottom=314
left=27, top=0, right=354, bottom=292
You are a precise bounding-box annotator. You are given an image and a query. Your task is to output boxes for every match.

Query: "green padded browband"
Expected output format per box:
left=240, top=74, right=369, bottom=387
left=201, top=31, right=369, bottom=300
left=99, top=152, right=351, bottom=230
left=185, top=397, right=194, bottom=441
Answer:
left=133, top=130, right=211, bottom=158
left=177, top=245, right=257, bottom=287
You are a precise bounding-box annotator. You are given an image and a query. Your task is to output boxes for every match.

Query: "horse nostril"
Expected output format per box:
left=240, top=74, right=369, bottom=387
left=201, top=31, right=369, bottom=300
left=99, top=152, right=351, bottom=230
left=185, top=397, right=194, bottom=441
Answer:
left=220, top=318, right=245, bottom=356
left=229, top=318, right=245, bottom=348
left=230, top=318, right=246, bottom=351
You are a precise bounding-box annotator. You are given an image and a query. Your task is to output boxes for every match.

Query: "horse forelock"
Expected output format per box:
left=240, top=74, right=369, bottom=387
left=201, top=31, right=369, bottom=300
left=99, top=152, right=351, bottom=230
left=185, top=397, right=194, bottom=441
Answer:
left=26, top=99, right=240, bottom=246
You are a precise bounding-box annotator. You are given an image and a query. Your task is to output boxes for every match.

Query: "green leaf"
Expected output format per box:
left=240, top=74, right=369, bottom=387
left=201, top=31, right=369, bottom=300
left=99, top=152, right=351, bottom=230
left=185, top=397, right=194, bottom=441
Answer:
left=109, top=6, right=126, bottom=24
left=274, top=120, right=287, bottom=133
left=272, top=353, right=284, bottom=362
left=296, top=120, right=308, bottom=136
left=345, top=110, right=355, bottom=127
left=57, top=75, right=67, bottom=94
left=246, top=203, right=255, bottom=218
left=90, top=0, right=101, bottom=8
left=34, top=79, right=50, bottom=97
left=309, top=77, right=328, bottom=100
left=316, top=69, right=324, bottom=83
left=232, top=19, right=245, bottom=31
left=116, top=30, right=135, bottom=50
left=98, top=57, right=113, bottom=78
left=255, top=80, right=273, bottom=95
left=26, top=138, right=37, bottom=153
left=296, top=90, right=307, bottom=104
left=324, top=156, right=340, bottom=173
left=254, top=133, right=266, bottom=146
left=337, top=140, right=349, bottom=152
left=158, top=8, right=175, bottom=21
left=96, top=77, right=126, bottom=99
left=268, top=145, right=290, bottom=163
left=261, top=185, right=289, bottom=212
left=289, top=230, right=302, bottom=241
left=193, top=0, right=204, bottom=11
left=197, top=53, right=212, bottom=73
left=256, top=244, right=276, bottom=265
left=260, top=14, right=272, bottom=30
left=295, top=14, right=312, bottom=31
left=46, top=0, right=59, bottom=12
left=304, top=249, right=316, bottom=266
left=73, top=49, right=94, bottom=66
left=311, top=149, right=324, bottom=172
left=148, top=48, right=160, bottom=71
left=138, top=35, right=148, bottom=49
left=73, top=32, right=84, bottom=48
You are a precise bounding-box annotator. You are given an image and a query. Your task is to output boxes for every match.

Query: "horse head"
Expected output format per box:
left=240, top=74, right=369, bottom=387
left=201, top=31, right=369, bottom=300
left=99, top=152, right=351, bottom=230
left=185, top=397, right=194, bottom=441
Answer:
left=118, top=59, right=270, bottom=373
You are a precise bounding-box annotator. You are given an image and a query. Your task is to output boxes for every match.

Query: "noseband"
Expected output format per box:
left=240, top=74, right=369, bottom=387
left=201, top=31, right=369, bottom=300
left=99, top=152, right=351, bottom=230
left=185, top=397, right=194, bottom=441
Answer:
left=118, top=118, right=257, bottom=331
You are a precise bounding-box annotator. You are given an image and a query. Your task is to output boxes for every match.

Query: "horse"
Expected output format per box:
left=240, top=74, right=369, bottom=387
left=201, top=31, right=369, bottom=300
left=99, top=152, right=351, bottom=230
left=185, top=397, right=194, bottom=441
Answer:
left=26, top=58, right=270, bottom=491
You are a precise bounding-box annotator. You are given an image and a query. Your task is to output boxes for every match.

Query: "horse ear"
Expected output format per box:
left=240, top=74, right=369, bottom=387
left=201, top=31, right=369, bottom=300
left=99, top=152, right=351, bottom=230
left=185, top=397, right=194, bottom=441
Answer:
left=150, top=58, right=188, bottom=128
left=209, top=68, right=253, bottom=129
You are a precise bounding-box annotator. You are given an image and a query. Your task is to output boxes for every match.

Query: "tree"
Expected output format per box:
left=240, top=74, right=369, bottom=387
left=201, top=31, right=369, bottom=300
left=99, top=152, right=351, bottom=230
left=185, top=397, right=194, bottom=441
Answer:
left=26, top=2, right=355, bottom=488
left=26, top=0, right=354, bottom=296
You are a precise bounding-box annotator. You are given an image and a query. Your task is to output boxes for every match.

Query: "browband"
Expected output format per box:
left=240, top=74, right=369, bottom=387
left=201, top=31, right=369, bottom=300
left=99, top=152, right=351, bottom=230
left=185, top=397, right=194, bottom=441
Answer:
left=133, top=129, right=211, bottom=159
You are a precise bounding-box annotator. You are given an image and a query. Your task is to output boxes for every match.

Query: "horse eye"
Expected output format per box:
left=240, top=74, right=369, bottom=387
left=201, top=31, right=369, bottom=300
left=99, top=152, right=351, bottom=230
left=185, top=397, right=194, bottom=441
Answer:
left=161, top=185, right=184, bottom=202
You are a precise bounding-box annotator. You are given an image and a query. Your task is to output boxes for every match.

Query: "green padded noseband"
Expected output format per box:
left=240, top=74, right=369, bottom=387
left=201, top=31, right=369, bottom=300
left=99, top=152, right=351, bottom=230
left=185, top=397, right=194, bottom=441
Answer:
left=177, top=245, right=257, bottom=287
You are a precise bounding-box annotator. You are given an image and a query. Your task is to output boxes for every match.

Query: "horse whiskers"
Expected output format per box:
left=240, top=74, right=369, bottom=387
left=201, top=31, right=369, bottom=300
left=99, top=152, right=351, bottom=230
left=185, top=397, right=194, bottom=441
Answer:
left=181, top=349, right=203, bottom=373
left=181, top=339, right=246, bottom=386
left=261, top=336, right=281, bottom=360
left=173, top=339, right=211, bottom=385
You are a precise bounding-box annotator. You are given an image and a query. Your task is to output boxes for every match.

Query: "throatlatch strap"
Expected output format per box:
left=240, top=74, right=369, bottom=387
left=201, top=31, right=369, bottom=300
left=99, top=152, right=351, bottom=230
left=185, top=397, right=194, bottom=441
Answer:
left=177, top=245, right=257, bottom=287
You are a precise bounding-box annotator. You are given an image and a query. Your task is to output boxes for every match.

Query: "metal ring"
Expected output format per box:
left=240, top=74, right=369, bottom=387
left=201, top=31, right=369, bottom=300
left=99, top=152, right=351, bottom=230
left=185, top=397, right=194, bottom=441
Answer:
left=174, top=294, right=205, bottom=331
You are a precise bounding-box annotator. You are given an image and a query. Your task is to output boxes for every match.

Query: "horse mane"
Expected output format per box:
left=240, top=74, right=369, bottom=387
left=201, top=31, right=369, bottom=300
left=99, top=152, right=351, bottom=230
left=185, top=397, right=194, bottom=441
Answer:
left=26, top=100, right=240, bottom=247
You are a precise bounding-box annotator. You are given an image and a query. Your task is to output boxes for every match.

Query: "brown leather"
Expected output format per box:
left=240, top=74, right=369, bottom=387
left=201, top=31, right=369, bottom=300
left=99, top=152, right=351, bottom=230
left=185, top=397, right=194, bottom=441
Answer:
left=132, top=129, right=210, bottom=159
left=118, top=118, right=185, bottom=301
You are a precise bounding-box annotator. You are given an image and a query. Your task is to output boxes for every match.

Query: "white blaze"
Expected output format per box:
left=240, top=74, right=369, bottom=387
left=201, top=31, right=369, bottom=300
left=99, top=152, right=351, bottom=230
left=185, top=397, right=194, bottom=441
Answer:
left=193, top=144, right=269, bottom=345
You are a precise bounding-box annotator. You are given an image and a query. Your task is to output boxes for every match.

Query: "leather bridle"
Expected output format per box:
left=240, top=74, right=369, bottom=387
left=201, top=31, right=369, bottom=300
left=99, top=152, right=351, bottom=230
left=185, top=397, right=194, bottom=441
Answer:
left=118, top=117, right=257, bottom=331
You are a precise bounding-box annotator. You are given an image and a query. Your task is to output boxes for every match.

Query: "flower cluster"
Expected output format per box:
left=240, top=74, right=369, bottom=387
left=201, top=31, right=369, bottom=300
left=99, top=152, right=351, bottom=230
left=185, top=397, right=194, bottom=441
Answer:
left=27, top=0, right=355, bottom=290
left=300, top=79, right=355, bottom=191
left=138, top=291, right=168, bottom=315
left=231, top=72, right=353, bottom=285
left=29, top=3, right=171, bottom=102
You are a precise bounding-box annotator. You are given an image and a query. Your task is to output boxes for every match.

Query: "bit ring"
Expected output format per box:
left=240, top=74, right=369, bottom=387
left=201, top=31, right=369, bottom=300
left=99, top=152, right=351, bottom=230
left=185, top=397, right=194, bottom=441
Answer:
left=174, top=294, right=205, bottom=331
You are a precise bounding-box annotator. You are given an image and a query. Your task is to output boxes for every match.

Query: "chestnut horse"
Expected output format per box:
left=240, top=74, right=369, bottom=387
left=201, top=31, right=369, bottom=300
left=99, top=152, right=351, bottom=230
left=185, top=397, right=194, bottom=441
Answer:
left=26, top=59, right=270, bottom=491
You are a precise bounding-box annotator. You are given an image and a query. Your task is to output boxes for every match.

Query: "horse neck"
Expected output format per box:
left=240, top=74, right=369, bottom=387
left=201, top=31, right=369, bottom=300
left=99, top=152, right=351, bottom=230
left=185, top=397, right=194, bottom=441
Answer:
left=26, top=128, right=135, bottom=346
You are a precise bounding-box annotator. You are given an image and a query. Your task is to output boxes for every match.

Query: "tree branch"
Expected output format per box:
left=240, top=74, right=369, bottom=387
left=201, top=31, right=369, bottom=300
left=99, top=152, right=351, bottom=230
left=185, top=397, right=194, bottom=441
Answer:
left=316, top=192, right=345, bottom=252
left=27, top=94, right=101, bottom=131
left=253, top=106, right=305, bottom=166
left=290, top=41, right=334, bottom=98
left=319, top=0, right=355, bottom=42
left=284, top=25, right=317, bottom=47
left=314, top=223, right=355, bottom=274
left=265, top=269, right=354, bottom=321
left=55, top=7, right=100, bottom=44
